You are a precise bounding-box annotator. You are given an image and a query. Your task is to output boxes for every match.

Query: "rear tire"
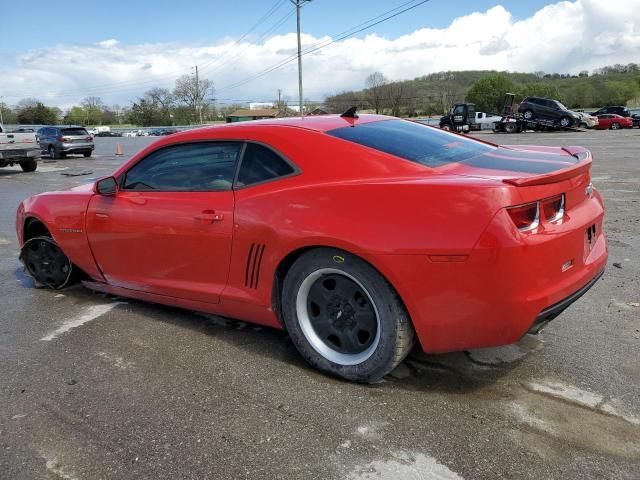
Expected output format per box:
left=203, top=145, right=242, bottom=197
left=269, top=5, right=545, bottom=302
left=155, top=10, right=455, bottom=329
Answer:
left=281, top=248, right=415, bottom=383
left=83, top=151, right=92, bottom=158
left=559, top=116, right=572, bottom=128
left=48, top=145, right=59, bottom=159
left=441, top=124, right=451, bottom=131
left=522, top=109, right=535, bottom=120
left=19, top=159, right=37, bottom=172
left=611, top=122, right=620, bottom=130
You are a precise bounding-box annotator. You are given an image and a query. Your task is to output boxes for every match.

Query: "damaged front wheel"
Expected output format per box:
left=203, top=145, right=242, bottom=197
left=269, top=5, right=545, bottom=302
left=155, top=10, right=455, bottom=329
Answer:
left=21, top=236, right=73, bottom=289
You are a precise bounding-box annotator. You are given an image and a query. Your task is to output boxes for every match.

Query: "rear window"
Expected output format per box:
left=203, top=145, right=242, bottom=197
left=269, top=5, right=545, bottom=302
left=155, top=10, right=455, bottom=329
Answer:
left=326, top=119, right=494, bottom=168
left=61, top=128, right=89, bottom=136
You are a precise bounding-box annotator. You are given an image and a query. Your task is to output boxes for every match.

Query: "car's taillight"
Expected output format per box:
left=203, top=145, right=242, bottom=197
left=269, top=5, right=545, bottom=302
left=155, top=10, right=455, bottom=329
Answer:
left=87, top=136, right=93, bottom=141
left=541, top=194, right=565, bottom=222
left=507, top=202, right=539, bottom=232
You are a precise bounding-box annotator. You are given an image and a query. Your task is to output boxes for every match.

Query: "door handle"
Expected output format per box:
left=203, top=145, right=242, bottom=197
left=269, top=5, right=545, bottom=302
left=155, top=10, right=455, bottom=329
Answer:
left=194, top=210, right=224, bottom=224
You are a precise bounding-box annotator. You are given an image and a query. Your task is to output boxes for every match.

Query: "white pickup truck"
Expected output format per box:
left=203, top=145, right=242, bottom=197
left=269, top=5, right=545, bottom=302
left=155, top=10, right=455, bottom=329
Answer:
left=475, top=112, right=503, bottom=130
left=0, top=125, right=41, bottom=171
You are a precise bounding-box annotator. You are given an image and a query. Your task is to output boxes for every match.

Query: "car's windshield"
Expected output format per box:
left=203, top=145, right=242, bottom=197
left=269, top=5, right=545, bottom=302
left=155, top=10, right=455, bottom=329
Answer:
left=326, top=119, right=494, bottom=168
left=556, top=101, right=568, bottom=110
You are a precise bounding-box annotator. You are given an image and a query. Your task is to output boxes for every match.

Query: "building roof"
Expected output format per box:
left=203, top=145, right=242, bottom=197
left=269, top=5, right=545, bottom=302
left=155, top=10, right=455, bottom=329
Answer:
left=227, top=108, right=278, bottom=118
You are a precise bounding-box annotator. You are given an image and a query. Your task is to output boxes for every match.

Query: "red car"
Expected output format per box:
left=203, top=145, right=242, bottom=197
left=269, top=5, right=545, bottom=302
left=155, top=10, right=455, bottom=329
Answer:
left=595, top=114, right=633, bottom=130
left=16, top=115, right=607, bottom=382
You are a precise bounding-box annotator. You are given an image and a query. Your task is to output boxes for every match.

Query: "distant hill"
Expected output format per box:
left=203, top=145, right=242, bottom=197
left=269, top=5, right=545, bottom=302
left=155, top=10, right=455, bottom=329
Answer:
left=324, top=64, right=640, bottom=116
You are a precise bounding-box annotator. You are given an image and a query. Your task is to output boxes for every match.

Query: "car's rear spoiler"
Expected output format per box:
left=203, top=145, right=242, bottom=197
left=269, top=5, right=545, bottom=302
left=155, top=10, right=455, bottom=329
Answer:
left=502, top=146, right=592, bottom=187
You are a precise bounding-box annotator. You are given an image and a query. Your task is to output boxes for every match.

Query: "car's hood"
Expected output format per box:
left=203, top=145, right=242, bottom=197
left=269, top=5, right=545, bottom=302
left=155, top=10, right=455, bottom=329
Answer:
left=436, top=145, right=589, bottom=185
left=68, top=182, right=95, bottom=193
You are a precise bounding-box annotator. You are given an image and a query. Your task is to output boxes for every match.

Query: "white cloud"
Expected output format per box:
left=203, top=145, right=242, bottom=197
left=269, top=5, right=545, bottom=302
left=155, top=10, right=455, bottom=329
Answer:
left=1, top=0, right=640, bottom=108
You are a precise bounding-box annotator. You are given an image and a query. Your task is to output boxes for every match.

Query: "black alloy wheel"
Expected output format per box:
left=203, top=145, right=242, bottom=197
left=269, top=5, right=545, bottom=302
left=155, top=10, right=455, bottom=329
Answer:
left=304, top=272, right=378, bottom=357
left=282, top=248, right=415, bottom=383
left=21, top=236, right=72, bottom=289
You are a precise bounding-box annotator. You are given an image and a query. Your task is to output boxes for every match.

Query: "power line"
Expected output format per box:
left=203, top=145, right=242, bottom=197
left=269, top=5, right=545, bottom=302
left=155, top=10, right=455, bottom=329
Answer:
left=5, top=0, right=432, bottom=103
left=216, top=0, right=431, bottom=93
left=198, top=6, right=296, bottom=79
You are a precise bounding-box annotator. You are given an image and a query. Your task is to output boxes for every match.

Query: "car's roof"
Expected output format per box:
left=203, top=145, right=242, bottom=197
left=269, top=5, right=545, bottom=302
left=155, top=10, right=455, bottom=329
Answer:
left=196, top=114, right=390, bottom=134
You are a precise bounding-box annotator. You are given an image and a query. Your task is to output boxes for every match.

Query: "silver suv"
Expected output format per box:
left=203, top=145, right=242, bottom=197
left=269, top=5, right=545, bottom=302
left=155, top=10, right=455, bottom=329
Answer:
left=38, top=125, right=94, bottom=159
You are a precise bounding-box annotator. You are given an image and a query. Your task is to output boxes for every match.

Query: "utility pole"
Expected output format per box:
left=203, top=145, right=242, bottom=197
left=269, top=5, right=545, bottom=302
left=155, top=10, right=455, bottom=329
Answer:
left=195, top=64, right=203, bottom=124
left=290, top=0, right=311, bottom=116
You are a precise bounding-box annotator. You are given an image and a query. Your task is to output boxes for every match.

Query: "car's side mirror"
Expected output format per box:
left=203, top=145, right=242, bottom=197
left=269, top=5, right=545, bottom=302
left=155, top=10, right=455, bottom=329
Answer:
left=95, top=176, right=118, bottom=196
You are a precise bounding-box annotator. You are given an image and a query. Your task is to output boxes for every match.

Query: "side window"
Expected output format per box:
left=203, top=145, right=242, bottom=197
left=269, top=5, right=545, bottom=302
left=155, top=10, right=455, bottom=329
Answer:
left=123, top=142, right=242, bottom=192
left=236, top=143, right=295, bottom=187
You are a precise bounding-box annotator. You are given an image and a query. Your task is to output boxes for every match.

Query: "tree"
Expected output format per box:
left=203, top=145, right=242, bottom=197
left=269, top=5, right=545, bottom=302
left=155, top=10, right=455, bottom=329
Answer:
left=173, top=74, right=214, bottom=124
left=466, top=74, right=517, bottom=112
left=517, top=83, right=561, bottom=102
left=0, top=102, right=17, bottom=124
left=364, top=72, right=388, bottom=114
left=81, top=96, right=105, bottom=125
left=15, top=99, right=59, bottom=125
left=324, top=90, right=365, bottom=113
left=128, top=99, right=162, bottom=127
left=145, top=88, right=175, bottom=124
left=64, top=106, right=87, bottom=125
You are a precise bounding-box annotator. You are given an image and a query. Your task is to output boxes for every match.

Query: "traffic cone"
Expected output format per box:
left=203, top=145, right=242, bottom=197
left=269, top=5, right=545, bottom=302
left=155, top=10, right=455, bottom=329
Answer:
left=115, top=143, right=123, bottom=156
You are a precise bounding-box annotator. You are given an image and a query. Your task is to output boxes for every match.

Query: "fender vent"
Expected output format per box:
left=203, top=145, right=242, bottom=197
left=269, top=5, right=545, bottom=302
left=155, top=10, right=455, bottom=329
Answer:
left=245, top=243, right=266, bottom=289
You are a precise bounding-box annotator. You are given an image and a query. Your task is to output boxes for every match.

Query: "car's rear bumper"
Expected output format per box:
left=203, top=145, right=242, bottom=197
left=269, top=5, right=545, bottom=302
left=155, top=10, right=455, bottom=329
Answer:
left=528, top=269, right=603, bottom=334
left=374, top=190, right=608, bottom=353
left=0, top=148, right=41, bottom=161
left=61, top=142, right=94, bottom=152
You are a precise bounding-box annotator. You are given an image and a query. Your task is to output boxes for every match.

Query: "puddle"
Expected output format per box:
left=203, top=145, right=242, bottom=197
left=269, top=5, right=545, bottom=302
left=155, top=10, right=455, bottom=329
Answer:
left=508, top=380, right=640, bottom=459
left=345, top=450, right=463, bottom=480
left=466, top=334, right=544, bottom=366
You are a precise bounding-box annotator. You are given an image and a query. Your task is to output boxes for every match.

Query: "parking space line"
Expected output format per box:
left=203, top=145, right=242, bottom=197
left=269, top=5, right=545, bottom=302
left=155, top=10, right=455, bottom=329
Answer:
left=40, top=302, right=125, bottom=341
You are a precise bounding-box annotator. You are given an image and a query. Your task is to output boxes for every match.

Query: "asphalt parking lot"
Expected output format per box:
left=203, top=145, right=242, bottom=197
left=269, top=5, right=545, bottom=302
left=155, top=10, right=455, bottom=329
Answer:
left=1, top=130, right=639, bottom=479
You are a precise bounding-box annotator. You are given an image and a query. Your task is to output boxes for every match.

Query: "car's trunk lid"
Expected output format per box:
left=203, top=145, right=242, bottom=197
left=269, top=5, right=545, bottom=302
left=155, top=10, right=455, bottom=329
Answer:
left=438, top=145, right=591, bottom=186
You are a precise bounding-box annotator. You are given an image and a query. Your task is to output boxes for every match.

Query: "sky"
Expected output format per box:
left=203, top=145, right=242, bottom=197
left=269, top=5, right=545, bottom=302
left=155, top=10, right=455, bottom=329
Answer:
left=1, top=0, right=639, bottom=109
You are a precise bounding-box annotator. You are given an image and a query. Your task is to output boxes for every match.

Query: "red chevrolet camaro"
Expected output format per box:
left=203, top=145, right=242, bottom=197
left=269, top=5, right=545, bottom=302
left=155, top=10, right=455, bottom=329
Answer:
left=16, top=114, right=607, bottom=382
left=595, top=114, right=633, bottom=130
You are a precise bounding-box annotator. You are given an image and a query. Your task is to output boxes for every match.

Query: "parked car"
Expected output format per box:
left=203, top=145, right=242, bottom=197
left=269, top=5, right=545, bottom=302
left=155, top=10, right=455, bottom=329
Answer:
left=95, top=131, right=122, bottom=137
left=573, top=111, right=599, bottom=129
left=0, top=123, right=40, bottom=172
left=518, top=96, right=580, bottom=127
left=595, top=114, right=633, bottom=130
left=122, top=131, right=138, bottom=137
left=629, top=108, right=640, bottom=128
left=16, top=115, right=607, bottom=383
left=37, top=126, right=94, bottom=159
left=148, top=128, right=178, bottom=136
left=590, top=106, right=630, bottom=117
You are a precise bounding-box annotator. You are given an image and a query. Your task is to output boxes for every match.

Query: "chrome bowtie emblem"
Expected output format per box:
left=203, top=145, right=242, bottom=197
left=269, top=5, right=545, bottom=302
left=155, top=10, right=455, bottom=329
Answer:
left=585, top=183, right=594, bottom=198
